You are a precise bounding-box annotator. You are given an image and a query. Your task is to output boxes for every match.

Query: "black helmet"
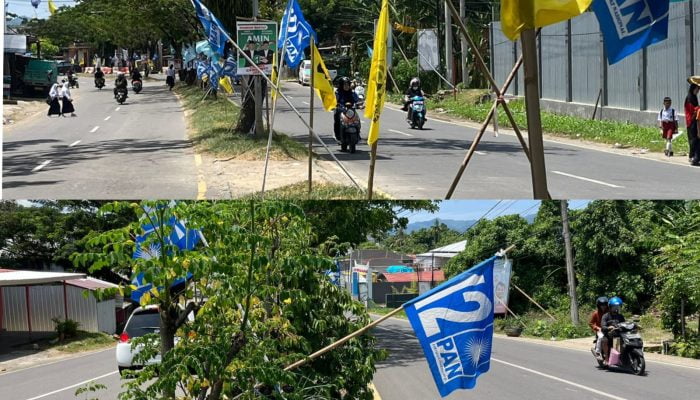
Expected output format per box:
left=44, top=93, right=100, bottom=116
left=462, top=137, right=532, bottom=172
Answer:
left=596, top=296, right=609, bottom=307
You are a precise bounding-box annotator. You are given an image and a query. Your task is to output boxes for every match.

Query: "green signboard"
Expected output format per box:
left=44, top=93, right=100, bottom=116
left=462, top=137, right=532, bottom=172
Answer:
left=236, top=21, right=278, bottom=76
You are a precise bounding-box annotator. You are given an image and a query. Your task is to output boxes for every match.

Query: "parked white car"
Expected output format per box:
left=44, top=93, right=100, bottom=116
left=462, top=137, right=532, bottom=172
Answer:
left=116, top=305, right=162, bottom=373
left=298, top=60, right=312, bottom=85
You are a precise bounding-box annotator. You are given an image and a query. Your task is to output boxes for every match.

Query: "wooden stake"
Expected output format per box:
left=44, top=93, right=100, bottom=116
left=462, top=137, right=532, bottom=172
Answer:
left=512, top=283, right=556, bottom=321
left=309, top=37, right=315, bottom=194
left=283, top=306, right=404, bottom=372
left=367, top=142, right=378, bottom=200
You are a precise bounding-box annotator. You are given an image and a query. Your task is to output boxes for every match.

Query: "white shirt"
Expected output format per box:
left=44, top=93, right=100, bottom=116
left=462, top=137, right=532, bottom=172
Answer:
left=658, top=107, right=678, bottom=122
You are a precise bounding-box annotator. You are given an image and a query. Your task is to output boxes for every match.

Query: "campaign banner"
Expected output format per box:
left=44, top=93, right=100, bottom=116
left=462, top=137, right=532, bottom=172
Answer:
left=236, top=22, right=278, bottom=75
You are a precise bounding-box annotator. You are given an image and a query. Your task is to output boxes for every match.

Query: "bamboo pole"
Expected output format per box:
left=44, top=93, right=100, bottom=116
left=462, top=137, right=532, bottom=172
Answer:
left=512, top=283, right=556, bottom=321
left=308, top=37, right=315, bottom=194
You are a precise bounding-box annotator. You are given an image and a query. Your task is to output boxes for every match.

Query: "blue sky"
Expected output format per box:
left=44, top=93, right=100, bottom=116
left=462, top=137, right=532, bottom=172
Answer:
left=404, top=200, right=591, bottom=223
left=5, top=0, right=75, bottom=20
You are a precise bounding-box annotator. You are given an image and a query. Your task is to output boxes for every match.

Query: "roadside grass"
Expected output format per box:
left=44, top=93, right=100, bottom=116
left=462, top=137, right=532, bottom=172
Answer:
left=390, top=90, right=688, bottom=154
left=245, top=181, right=387, bottom=200
left=175, top=84, right=307, bottom=160
left=368, top=305, right=408, bottom=320
left=45, top=331, right=115, bottom=353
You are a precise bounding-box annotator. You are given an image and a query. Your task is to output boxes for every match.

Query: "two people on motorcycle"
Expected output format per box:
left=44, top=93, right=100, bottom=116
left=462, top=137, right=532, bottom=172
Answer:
left=591, top=296, right=626, bottom=365
left=334, top=77, right=359, bottom=141
left=403, top=77, right=425, bottom=121
left=114, top=71, right=128, bottom=97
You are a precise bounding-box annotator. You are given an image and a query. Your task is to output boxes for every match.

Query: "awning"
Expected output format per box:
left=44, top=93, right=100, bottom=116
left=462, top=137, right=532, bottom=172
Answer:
left=0, top=270, right=86, bottom=286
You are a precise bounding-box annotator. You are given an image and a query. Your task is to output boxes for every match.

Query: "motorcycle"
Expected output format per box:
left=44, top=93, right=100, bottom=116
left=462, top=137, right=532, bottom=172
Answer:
left=68, top=75, right=79, bottom=89
left=115, top=87, right=128, bottom=104
left=591, top=322, right=645, bottom=375
left=94, top=76, right=105, bottom=90
left=407, top=95, right=426, bottom=129
left=338, top=102, right=361, bottom=153
left=132, top=79, right=143, bottom=94
left=353, top=80, right=365, bottom=109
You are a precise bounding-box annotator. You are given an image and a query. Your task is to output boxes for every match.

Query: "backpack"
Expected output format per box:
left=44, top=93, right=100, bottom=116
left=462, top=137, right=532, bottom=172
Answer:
left=660, top=108, right=675, bottom=122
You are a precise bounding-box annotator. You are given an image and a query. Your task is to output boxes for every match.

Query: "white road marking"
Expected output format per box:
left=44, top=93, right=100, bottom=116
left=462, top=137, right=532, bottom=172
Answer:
left=491, top=358, right=628, bottom=400
left=115, top=107, right=121, bottom=111
left=32, top=160, right=51, bottom=172
left=552, top=171, right=624, bottom=188
left=90, top=126, right=100, bottom=133
left=389, top=129, right=413, bottom=137
left=104, top=116, right=111, bottom=121
left=68, top=140, right=81, bottom=147
left=24, top=371, right=118, bottom=400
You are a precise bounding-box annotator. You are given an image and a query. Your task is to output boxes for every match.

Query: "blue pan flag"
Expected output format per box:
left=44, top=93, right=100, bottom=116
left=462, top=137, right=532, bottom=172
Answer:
left=404, top=256, right=496, bottom=397
left=277, top=0, right=317, bottom=68
left=131, top=206, right=201, bottom=303
left=191, top=0, right=231, bottom=56
left=592, top=0, right=670, bottom=65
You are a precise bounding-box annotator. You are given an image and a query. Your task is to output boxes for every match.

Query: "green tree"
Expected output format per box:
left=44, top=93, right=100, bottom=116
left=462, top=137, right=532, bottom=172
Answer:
left=73, top=201, right=381, bottom=400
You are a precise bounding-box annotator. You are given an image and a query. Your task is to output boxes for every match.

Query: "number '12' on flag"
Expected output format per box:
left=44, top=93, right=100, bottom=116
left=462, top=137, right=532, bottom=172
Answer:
left=404, top=256, right=496, bottom=397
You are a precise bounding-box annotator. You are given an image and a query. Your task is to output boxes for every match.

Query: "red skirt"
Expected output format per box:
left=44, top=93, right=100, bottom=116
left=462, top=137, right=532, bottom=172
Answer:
left=661, top=121, right=676, bottom=139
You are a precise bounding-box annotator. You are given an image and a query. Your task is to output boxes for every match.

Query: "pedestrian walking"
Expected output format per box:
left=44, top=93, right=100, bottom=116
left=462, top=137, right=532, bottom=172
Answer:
left=684, top=77, right=700, bottom=165
left=658, top=97, right=679, bottom=157
left=60, top=79, right=76, bottom=117
left=47, top=82, right=61, bottom=117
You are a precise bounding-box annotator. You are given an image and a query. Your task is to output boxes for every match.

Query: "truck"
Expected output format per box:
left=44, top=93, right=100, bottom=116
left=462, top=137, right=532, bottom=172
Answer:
left=23, top=59, right=58, bottom=94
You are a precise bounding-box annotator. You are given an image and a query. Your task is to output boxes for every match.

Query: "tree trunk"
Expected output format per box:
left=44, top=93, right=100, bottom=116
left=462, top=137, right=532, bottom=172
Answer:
left=235, top=77, right=256, bottom=134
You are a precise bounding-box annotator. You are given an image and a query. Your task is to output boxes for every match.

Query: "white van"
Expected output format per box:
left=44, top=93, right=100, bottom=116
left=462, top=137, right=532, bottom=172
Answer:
left=298, top=60, right=311, bottom=85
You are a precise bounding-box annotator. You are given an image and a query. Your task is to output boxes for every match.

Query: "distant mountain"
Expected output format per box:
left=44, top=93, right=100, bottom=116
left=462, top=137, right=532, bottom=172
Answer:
left=405, top=214, right=537, bottom=234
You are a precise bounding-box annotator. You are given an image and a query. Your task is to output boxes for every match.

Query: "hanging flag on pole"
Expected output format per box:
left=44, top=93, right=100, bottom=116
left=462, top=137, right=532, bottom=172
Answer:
left=191, top=0, right=230, bottom=56
left=48, top=0, right=57, bottom=15
left=500, top=0, right=593, bottom=40
left=311, top=43, right=337, bottom=112
left=591, top=0, right=671, bottom=65
left=365, top=0, right=389, bottom=145
left=404, top=256, right=497, bottom=397
left=277, top=0, right=317, bottom=68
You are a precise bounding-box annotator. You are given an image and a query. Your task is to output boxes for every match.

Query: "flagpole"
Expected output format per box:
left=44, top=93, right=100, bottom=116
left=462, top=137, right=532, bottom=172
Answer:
left=308, top=36, right=315, bottom=194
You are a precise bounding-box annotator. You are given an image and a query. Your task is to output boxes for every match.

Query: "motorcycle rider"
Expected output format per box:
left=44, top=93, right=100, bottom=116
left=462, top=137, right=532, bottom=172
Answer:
left=601, top=296, right=626, bottom=365
left=94, top=68, right=104, bottom=86
left=403, top=77, right=425, bottom=122
left=334, top=77, right=359, bottom=141
left=113, top=71, right=128, bottom=98
left=589, top=297, right=609, bottom=361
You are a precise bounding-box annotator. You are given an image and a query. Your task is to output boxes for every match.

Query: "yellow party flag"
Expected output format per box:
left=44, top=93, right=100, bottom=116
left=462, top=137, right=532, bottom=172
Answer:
left=48, top=0, right=57, bottom=15
left=365, top=0, right=389, bottom=146
left=219, top=76, right=233, bottom=94
left=311, top=43, right=337, bottom=112
left=500, top=0, right=593, bottom=40
left=271, top=51, right=279, bottom=103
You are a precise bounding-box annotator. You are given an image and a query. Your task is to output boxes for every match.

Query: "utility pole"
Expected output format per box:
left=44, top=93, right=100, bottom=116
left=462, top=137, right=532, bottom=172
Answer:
left=560, top=200, right=579, bottom=325
left=444, top=1, right=454, bottom=86
left=459, top=0, right=468, bottom=87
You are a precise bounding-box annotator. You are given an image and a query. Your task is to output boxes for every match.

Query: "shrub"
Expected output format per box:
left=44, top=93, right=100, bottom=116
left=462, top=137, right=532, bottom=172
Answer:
left=52, top=318, right=80, bottom=340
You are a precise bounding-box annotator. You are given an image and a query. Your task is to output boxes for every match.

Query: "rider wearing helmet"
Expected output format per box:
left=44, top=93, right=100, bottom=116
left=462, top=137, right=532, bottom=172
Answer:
left=589, top=296, right=609, bottom=360
left=334, top=77, right=359, bottom=141
left=403, top=77, right=425, bottom=121
left=114, top=71, right=128, bottom=97
left=601, top=296, right=626, bottom=365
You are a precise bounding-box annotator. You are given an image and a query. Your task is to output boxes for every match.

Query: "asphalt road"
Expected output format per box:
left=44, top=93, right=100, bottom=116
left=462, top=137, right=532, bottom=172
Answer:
left=266, top=82, right=700, bottom=199
left=3, top=76, right=198, bottom=199
left=372, top=316, right=700, bottom=400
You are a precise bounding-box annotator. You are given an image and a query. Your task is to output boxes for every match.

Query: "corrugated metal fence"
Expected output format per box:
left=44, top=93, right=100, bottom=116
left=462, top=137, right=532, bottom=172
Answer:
left=1, top=285, right=115, bottom=333
left=490, top=2, right=698, bottom=124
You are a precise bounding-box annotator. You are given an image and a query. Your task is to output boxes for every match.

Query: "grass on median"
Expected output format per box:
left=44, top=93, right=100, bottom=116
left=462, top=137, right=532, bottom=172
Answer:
left=175, top=84, right=307, bottom=160
left=244, top=181, right=388, bottom=200
left=391, top=90, right=689, bottom=154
